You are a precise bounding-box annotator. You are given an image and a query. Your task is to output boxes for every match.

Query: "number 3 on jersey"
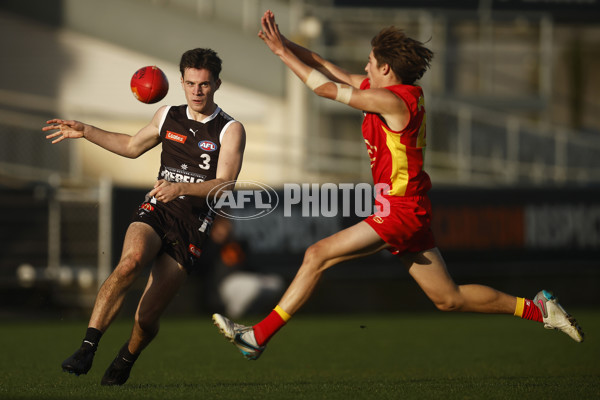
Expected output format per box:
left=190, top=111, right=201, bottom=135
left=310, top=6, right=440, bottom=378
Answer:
left=199, top=153, right=211, bottom=170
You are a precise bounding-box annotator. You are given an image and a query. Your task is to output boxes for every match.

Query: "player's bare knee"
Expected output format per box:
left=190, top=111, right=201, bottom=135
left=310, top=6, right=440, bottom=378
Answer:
left=135, top=312, right=159, bottom=337
left=114, top=254, right=144, bottom=281
left=302, top=243, right=327, bottom=272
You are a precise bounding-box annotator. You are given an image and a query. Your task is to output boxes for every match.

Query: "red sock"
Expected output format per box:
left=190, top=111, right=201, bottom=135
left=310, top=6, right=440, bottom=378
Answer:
left=514, top=297, right=543, bottom=322
left=253, top=305, right=291, bottom=346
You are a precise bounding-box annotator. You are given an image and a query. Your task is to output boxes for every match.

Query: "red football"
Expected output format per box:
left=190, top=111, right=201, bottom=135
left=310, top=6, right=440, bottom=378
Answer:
left=130, top=66, right=169, bottom=104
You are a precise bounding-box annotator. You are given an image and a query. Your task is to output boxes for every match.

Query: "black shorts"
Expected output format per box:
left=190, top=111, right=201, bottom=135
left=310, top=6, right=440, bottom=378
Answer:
left=132, top=201, right=213, bottom=273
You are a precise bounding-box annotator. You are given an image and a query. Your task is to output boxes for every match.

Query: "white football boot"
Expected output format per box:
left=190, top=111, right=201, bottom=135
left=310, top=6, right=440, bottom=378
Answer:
left=212, top=313, right=265, bottom=360
left=533, top=290, right=584, bottom=342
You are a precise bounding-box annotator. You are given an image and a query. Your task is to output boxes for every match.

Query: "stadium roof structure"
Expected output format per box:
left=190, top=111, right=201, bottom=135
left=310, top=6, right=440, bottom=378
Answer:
left=332, top=0, right=600, bottom=23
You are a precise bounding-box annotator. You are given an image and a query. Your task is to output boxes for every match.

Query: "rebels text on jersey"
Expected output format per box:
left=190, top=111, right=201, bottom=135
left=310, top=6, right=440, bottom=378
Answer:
left=155, top=105, right=236, bottom=219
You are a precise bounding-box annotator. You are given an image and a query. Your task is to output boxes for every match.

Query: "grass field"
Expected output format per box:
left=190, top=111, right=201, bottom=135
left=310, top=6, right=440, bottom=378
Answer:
left=1, top=311, right=598, bottom=400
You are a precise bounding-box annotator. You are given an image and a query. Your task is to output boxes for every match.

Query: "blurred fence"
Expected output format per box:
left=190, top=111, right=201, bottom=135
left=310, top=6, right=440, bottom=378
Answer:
left=0, top=178, right=111, bottom=312
left=303, top=98, right=600, bottom=186
left=427, top=100, right=600, bottom=186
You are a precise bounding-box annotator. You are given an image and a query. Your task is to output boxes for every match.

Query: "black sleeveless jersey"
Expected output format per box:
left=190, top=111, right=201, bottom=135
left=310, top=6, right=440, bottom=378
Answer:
left=153, top=104, right=236, bottom=220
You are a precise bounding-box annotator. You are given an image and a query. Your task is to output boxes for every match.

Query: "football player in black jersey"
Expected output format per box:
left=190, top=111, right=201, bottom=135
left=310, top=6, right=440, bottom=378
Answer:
left=43, top=48, right=246, bottom=385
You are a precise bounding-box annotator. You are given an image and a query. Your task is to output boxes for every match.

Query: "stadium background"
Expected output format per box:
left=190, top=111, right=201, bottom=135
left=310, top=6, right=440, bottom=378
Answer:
left=1, top=0, right=600, bottom=319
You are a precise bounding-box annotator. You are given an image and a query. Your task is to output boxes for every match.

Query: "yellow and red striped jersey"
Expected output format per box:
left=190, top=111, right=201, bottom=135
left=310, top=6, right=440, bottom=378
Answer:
left=360, top=79, right=431, bottom=197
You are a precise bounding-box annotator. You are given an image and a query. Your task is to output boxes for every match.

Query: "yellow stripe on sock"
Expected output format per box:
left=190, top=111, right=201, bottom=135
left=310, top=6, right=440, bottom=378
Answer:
left=274, top=305, right=291, bottom=322
left=514, top=297, right=525, bottom=317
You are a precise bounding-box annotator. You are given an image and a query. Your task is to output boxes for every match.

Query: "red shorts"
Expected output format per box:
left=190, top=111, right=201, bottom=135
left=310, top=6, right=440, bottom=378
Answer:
left=364, top=195, right=436, bottom=256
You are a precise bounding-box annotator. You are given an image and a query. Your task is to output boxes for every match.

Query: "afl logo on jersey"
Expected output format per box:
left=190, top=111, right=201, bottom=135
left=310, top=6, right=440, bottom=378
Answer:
left=199, top=140, right=217, bottom=152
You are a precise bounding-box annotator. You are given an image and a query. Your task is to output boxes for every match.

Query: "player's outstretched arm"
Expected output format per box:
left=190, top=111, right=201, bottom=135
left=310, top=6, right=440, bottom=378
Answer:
left=258, top=10, right=408, bottom=128
left=258, top=11, right=348, bottom=103
left=258, top=10, right=364, bottom=88
left=42, top=107, right=164, bottom=158
left=281, top=34, right=364, bottom=88
left=258, top=10, right=403, bottom=120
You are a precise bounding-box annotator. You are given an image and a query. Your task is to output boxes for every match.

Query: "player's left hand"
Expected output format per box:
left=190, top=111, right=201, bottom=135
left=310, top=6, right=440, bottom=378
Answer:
left=149, top=179, right=181, bottom=203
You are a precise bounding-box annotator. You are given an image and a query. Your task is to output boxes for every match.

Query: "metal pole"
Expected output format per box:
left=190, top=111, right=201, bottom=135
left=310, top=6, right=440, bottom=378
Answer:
left=539, top=15, right=553, bottom=109
left=506, top=117, right=520, bottom=184
left=457, top=106, right=472, bottom=183
left=97, top=176, right=113, bottom=288
left=554, top=129, right=567, bottom=184
left=478, top=0, right=493, bottom=94
left=46, top=173, right=61, bottom=280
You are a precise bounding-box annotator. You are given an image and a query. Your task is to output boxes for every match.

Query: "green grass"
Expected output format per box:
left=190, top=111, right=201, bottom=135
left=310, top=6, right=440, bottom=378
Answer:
left=1, top=311, right=599, bottom=399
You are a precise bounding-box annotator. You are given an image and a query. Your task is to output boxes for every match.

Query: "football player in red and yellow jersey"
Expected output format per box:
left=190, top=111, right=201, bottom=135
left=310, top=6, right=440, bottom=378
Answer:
left=213, top=10, right=583, bottom=360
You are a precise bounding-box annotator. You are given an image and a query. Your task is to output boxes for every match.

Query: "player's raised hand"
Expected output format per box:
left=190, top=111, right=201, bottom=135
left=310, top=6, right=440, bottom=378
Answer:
left=258, top=10, right=286, bottom=56
left=42, top=119, right=86, bottom=144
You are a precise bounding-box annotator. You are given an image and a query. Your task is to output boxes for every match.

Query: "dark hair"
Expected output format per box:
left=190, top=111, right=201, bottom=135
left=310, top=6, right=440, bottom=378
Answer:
left=371, top=27, right=433, bottom=85
left=179, top=48, right=222, bottom=80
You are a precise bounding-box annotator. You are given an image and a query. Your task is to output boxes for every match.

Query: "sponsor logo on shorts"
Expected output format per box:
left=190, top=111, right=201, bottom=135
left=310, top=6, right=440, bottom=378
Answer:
left=199, top=140, right=217, bottom=152
left=140, top=202, right=154, bottom=212
left=372, top=216, right=384, bottom=224
left=166, top=131, right=187, bottom=143
left=188, top=244, right=202, bottom=258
